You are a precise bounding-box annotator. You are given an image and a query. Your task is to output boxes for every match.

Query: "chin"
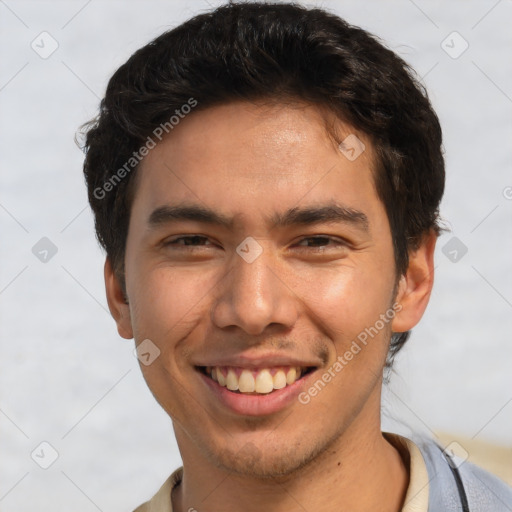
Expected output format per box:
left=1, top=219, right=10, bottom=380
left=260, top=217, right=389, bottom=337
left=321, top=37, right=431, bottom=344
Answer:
left=205, top=434, right=335, bottom=481
left=218, top=452, right=308, bottom=480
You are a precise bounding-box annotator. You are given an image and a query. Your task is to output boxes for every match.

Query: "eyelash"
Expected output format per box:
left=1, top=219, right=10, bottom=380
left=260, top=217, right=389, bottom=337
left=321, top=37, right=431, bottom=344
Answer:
left=163, top=235, right=347, bottom=251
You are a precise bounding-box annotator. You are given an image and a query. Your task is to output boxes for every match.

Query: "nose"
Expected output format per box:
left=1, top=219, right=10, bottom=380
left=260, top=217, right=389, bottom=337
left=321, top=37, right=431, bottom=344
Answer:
left=211, top=242, right=299, bottom=336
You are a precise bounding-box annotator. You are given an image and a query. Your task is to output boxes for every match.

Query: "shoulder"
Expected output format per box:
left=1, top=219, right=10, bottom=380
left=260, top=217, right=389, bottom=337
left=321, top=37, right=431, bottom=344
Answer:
left=132, top=467, right=183, bottom=512
left=413, top=435, right=512, bottom=511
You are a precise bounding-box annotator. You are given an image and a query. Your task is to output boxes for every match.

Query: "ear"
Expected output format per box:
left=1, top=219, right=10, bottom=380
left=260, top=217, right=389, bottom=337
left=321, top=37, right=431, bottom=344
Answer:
left=104, top=258, right=134, bottom=339
left=391, top=230, right=437, bottom=333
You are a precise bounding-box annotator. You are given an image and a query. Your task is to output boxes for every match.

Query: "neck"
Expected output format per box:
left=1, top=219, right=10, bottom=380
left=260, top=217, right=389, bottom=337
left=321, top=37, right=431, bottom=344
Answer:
left=172, top=395, right=408, bottom=512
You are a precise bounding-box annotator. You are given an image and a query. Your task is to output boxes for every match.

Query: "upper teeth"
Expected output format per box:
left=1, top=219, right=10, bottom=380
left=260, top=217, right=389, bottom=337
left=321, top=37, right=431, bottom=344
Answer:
left=207, top=366, right=304, bottom=394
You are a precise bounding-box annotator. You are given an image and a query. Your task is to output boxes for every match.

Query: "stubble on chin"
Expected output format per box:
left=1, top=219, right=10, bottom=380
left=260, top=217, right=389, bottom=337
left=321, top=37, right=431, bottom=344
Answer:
left=198, top=422, right=348, bottom=482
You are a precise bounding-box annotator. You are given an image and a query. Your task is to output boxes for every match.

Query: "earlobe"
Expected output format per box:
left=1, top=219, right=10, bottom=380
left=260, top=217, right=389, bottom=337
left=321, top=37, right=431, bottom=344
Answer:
left=104, top=258, right=134, bottom=340
left=391, top=230, right=437, bottom=333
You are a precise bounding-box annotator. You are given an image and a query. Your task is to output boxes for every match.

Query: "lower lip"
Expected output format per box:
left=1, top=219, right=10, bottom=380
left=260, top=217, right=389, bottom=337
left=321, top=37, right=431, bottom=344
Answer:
left=198, top=370, right=313, bottom=416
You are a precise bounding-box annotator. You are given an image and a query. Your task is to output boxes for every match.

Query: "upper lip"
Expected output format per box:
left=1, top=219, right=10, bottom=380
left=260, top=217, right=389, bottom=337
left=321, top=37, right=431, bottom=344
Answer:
left=193, top=352, right=320, bottom=369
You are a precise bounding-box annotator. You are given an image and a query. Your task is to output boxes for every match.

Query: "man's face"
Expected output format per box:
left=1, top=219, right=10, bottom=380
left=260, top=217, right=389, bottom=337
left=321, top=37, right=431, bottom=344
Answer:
left=114, top=101, right=405, bottom=477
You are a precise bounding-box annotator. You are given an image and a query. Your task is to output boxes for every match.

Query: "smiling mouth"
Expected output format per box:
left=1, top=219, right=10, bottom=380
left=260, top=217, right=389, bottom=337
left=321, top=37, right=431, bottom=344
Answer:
left=197, top=366, right=316, bottom=394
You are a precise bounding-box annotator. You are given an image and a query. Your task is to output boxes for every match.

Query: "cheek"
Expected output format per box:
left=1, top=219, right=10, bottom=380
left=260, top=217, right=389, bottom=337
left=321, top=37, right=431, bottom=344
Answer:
left=127, top=264, right=215, bottom=342
left=295, top=262, right=394, bottom=342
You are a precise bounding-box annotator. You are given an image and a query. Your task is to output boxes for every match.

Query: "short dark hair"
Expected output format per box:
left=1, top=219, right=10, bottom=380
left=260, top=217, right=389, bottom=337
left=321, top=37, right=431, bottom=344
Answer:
left=81, top=1, right=445, bottom=364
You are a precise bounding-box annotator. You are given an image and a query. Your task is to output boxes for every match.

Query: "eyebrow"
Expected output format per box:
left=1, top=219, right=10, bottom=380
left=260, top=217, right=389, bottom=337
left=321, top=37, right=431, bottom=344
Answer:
left=147, top=202, right=369, bottom=232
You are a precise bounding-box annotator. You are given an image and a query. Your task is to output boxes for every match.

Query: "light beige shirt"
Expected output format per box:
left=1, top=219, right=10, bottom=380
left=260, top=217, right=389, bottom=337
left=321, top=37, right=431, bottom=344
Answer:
left=388, top=433, right=430, bottom=512
left=134, top=433, right=429, bottom=512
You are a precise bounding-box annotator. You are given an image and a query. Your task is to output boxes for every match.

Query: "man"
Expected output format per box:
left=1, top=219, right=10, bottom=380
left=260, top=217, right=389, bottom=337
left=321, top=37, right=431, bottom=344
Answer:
left=81, top=2, right=512, bottom=511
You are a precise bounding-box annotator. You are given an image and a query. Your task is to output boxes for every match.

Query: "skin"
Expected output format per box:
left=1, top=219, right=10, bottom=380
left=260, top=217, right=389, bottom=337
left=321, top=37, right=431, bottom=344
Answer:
left=105, top=100, right=436, bottom=512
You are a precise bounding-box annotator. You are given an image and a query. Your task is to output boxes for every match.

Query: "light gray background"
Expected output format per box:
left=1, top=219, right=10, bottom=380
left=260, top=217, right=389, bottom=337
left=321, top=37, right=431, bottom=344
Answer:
left=1, top=0, right=511, bottom=510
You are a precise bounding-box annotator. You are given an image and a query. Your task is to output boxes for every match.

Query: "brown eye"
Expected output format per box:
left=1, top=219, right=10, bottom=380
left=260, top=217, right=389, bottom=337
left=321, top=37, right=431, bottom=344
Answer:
left=165, top=235, right=213, bottom=247
left=296, top=236, right=345, bottom=248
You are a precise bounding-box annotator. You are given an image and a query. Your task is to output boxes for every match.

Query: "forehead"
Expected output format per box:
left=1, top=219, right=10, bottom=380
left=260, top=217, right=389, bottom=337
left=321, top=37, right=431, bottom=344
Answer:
left=131, top=100, right=381, bottom=230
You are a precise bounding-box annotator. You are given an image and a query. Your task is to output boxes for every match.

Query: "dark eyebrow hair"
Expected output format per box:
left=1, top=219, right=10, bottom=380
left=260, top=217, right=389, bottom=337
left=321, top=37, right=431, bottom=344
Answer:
left=147, top=202, right=369, bottom=232
left=269, top=204, right=369, bottom=231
